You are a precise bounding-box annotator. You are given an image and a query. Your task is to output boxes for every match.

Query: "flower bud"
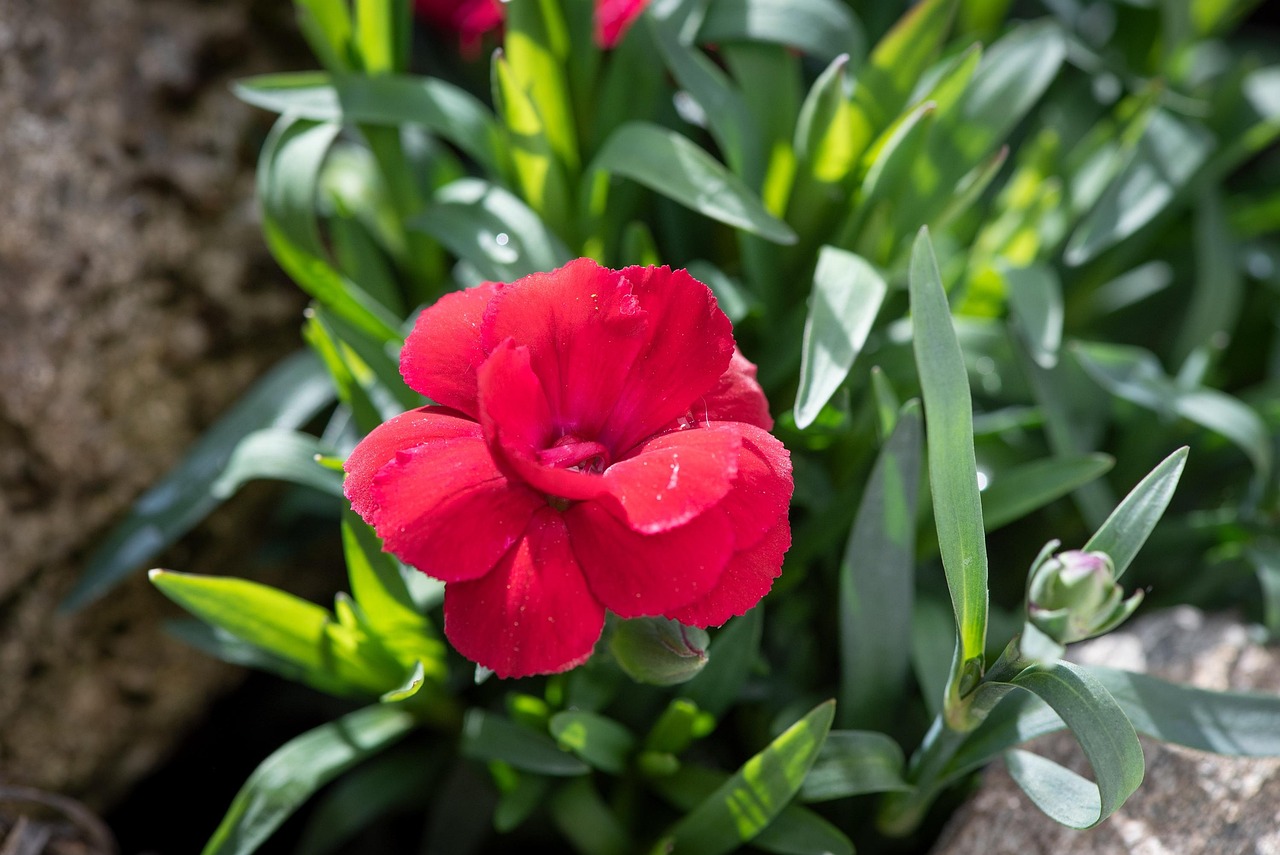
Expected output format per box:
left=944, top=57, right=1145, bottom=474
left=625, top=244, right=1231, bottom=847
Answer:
left=1026, top=548, right=1143, bottom=646
left=609, top=618, right=709, bottom=686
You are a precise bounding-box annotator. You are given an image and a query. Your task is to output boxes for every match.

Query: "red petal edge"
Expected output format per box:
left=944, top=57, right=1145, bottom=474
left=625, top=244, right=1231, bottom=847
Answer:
left=401, top=282, right=501, bottom=417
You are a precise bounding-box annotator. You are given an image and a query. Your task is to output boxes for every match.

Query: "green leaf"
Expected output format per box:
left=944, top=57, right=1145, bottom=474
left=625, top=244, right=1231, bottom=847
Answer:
left=1005, top=661, right=1144, bottom=829
left=353, top=0, right=408, bottom=75
left=165, top=619, right=315, bottom=685
left=258, top=117, right=404, bottom=343
left=793, top=54, right=853, bottom=186
left=64, top=351, right=334, bottom=610
left=697, top=0, right=864, bottom=63
left=686, top=260, right=755, bottom=323
left=203, top=704, right=415, bottom=855
left=794, top=247, right=888, bottom=428
left=1173, top=188, right=1244, bottom=368
left=549, top=711, right=637, bottom=774
left=1080, top=446, right=1189, bottom=579
left=302, top=308, right=387, bottom=434
left=839, top=403, right=922, bottom=729
left=408, top=178, right=571, bottom=282
left=800, top=730, right=912, bottom=802
left=492, top=51, right=574, bottom=234
left=1004, top=262, right=1064, bottom=369
left=294, top=0, right=355, bottom=73
left=149, top=570, right=401, bottom=696
left=461, top=710, right=590, bottom=776
left=684, top=608, right=763, bottom=719
left=504, top=0, right=579, bottom=173
left=1066, top=109, right=1215, bottom=265
left=235, top=72, right=504, bottom=176
left=589, top=122, right=797, bottom=244
left=1092, top=666, right=1280, bottom=756
left=212, top=429, right=343, bottom=499
left=661, top=701, right=837, bottom=855
left=295, top=748, right=438, bottom=855
left=909, top=228, right=989, bottom=701
left=548, top=778, right=632, bottom=855
left=980, top=454, right=1115, bottom=532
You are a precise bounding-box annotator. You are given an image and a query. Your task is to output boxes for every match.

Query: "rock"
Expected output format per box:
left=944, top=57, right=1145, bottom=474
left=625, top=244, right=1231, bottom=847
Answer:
left=0, top=0, right=314, bottom=807
left=932, top=607, right=1280, bottom=855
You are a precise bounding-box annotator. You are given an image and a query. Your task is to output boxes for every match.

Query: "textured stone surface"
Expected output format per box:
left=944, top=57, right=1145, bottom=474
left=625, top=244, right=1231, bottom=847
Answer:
left=933, top=608, right=1280, bottom=855
left=0, top=0, right=310, bottom=806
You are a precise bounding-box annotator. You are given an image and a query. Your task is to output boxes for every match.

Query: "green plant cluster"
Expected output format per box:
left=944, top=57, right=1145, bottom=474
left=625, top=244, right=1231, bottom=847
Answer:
left=68, top=0, right=1280, bottom=852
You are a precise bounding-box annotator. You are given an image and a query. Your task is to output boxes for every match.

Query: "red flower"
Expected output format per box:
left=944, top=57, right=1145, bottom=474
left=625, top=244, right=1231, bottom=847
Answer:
left=345, top=260, right=792, bottom=678
left=413, top=0, right=648, bottom=50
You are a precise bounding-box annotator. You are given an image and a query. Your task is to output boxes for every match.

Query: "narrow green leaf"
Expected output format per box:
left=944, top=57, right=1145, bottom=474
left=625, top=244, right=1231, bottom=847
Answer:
left=1006, top=661, right=1144, bottom=828
left=909, top=228, right=989, bottom=693
left=494, top=771, right=550, bottom=834
left=684, top=608, right=763, bottom=719
left=342, top=512, right=440, bottom=665
left=212, top=429, right=343, bottom=499
left=1004, top=263, right=1064, bottom=369
left=149, top=570, right=400, bottom=695
left=589, top=122, right=797, bottom=244
left=353, top=0, right=407, bottom=74
left=380, top=660, right=426, bottom=703
left=203, top=705, right=415, bottom=855
left=408, top=178, right=571, bottom=282
left=1247, top=543, right=1280, bottom=638
left=1172, top=188, right=1242, bottom=368
left=980, top=454, right=1115, bottom=532
left=548, top=779, right=632, bottom=855
left=293, top=0, right=355, bottom=73
left=549, top=711, right=637, bottom=774
left=302, top=308, right=387, bottom=434
left=662, top=701, right=836, bottom=855
left=800, top=731, right=912, bottom=802
left=461, top=710, right=590, bottom=776
left=165, top=619, right=314, bottom=685
left=686, top=260, right=754, bottom=323
left=839, top=403, right=921, bottom=729
left=235, top=72, right=503, bottom=176
left=1081, top=446, right=1189, bottom=579
left=493, top=51, right=574, bottom=234
left=697, top=0, right=864, bottom=63
left=1066, top=109, right=1215, bottom=265
left=65, top=351, right=334, bottom=610
left=505, top=0, right=579, bottom=173
left=1092, top=666, right=1280, bottom=756
left=794, top=247, right=888, bottom=428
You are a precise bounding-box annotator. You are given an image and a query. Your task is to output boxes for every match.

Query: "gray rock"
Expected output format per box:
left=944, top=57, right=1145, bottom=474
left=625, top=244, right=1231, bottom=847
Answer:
left=933, top=607, right=1280, bottom=855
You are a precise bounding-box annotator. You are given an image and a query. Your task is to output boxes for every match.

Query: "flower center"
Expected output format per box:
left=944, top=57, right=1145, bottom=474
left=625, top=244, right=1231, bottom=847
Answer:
left=536, top=435, right=610, bottom=475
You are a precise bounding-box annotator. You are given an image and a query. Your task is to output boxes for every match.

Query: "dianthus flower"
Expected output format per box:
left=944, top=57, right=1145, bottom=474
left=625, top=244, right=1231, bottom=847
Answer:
left=414, top=0, right=647, bottom=50
left=345, top=260, right=792, bottom=678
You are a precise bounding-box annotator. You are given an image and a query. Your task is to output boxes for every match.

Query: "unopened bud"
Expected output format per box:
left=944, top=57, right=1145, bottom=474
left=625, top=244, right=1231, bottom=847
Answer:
left=1027, top=549, right=1142, bottom=645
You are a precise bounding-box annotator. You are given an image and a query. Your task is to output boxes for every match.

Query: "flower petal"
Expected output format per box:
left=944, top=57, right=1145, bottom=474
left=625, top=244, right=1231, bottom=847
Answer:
left=401, top=282, right=501, bottom=417
left=370, top=434, right=543, bottom=583
left=343, top=406, right=481, bottom=521
left=566, top=500, right=733, bottom=617
left=711, top=422, right=794, bottom=549
left=666, top=519, right=791, bottom=627
left=599, top=425, right=742, bottom=534
left=444, top=507, right=605, bottom=678
left=605, top=265, right=735, bottom=449
left=595, top=0, right=648, bottom=46
left=477, top=338, right=610, bottom=502
left=692, top=348, right=774, bottom=430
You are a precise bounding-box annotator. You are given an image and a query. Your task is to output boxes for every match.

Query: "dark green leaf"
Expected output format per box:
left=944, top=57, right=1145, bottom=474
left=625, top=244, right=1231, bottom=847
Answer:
left=684, top=608, right=763, bottom=719
left=548, top=711, right=637, bottom=774
left=839, top=403, right=921, bottom=729
left=800, top=730, right=912, bottom=801
left=548, top=779, right=632, bottom=855
left=794, top=247, right=888, bottom=428
left=461, top=710, right=590, bottom=776
left=589, top=122, right=797, bottom=244
left=65, top=351, right=334, bottom=610
left=203, top=705, right=416, bottom=855
left=212, top=429, right=344, bottom=499
left=661, top=701, right=836, bottom=855
left=697, top=0, right=864, bottom=63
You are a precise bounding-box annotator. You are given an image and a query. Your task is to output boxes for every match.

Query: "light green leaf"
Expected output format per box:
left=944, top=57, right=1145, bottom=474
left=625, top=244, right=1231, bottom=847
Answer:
left=149, top=570, right=401, bottom=696
left=661, top=701, right=837, bottom=855
left=981, top=454, right=1115, bottom=532
left=294, top=0, right=355, bottom=73
left=64, top=351, right=334, bottom=610
left=302, top=308, right=387, bottom=434
left=408, top=178, right=570, bottom=282
left=1066, top=109, right=1215, bottom=265
left=794, top=247, right=888, bottom=428
left=505, top=0, right=579, bottom=173
left=589, top=122, right=797, bottom=244
left=461, top=710, right=590, bottom=776
left=212, top=429, right=343, bottom=499
left=697, top=0, right=864, bottom=63
left=549, top=711, right=637, bottom=774
left=839, top=403, right=921, bottom=729
left=800, top=730, right=912, bottom=802
left=1081, top=445, right=1189, bottom=579
left=1004, top=263, right=1064, bottom=369
left=203, top=704, right=415, bottom=855
left=1006, top=661, right=1144, bottom=828
left=235, top=72, right=503, bottom=176
left=380, top=660, right=426, bottom=703
left=909, top=228, right=988, bottom=700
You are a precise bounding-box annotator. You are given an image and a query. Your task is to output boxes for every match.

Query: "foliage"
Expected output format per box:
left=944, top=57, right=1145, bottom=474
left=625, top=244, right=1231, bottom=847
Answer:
left=73, top=0, right=1280, bottom=851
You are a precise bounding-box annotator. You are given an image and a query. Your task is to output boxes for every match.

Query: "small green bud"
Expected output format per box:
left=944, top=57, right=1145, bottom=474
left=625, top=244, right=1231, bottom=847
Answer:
left=1026, top=548, right=1143, bottom=646
left=609, top=617, right=709, bottom=686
